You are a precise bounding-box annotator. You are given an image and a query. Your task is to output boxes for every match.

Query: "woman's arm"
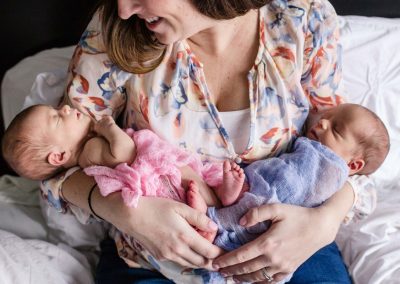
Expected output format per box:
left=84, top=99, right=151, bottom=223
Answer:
left=213, top=182, right=354, bottom=282
left=62, top=170, right=222, bottom=268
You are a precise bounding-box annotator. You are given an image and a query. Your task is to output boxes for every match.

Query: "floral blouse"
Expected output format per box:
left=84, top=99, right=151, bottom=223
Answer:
left=40, top=0, right=377, bottom=282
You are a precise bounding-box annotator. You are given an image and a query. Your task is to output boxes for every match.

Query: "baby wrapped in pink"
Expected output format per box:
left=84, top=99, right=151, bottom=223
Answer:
left=84, top=129, right=223, bottom=207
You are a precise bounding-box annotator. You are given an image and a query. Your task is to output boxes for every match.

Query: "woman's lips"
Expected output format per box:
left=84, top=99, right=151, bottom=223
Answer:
left=145, top=17, right=163, bottom=31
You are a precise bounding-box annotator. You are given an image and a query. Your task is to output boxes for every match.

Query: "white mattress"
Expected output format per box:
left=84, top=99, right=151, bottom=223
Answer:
left=1, top=15, right=400, bottom=284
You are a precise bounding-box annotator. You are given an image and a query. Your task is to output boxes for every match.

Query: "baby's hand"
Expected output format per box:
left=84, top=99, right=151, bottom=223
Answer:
left=94, top=115, right=116, bottom=135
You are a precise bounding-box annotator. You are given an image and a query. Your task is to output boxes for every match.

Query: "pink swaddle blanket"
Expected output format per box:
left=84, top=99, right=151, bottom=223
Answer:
left=84, top=128, right=223, bottom=207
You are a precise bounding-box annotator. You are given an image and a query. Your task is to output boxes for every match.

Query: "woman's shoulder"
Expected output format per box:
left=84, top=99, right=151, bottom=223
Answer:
left=260, top=0, right=337, bottom=25
left=258, top=0, right=338, bottom=53
left=261, top=0, right=336, bottom=13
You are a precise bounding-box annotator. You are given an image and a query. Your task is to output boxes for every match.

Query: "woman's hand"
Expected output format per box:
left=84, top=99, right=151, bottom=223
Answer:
left=212, top=203, right=340, bottom=283
left=108, top=195, right=223, bottom=268
left=62, top=170, right=222, bottom=269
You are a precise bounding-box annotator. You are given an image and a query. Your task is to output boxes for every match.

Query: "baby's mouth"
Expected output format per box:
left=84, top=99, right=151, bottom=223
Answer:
left=309, top=129, right=318, bottom=140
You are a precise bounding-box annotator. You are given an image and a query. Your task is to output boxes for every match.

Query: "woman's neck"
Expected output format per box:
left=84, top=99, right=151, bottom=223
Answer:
left=187, top=9, right=258, bottom=57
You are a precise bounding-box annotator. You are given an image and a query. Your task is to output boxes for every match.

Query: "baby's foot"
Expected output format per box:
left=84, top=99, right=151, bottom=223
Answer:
left=187, top=181, right=217, bottom=242
left=215, top=160, right=245, bottom=206
left=187, top=181, right=208, bottom=214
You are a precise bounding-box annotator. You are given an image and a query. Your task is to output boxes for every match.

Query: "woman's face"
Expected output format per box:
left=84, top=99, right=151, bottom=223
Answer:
left=117, top=0, right=217, bottom=44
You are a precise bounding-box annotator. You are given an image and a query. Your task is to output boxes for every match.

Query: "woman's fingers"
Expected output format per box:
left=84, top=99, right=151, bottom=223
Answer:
left=172, top=241, right=213, bottom=268
left=176, top=205, right=222, bottom=260
left=232, top=266, right=283, bottom=283
left=213, top=202, right=337, bottom=283
left=213, top=239, right=265, bottom=269
left=178, top=204, right=218, bottom=233
left=219, top=255, right=269, bottom=276
left=240, top=204, right=282, bottom=227
left=233, top=270, right=270, bottom=283
left=269, top=272, right=290, bottom=283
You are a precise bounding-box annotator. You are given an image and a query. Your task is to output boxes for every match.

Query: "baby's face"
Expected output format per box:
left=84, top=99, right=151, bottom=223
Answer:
left=305, top=104, right=365, bottom=163
left=29, top=105, right=93, bottom=152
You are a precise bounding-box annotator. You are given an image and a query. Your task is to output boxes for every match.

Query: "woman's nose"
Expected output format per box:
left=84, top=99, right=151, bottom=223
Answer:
left=117, top=0, right=142, bottom=19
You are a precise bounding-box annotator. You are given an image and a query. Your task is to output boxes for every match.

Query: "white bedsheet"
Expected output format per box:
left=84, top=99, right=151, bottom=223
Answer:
left=335, top=16, right=400, bottom=284
left=1, top=15, right=400, bottom=284
left=0, top=229, right=93, bottom=284
left=0, top=175, right=102, bottom=284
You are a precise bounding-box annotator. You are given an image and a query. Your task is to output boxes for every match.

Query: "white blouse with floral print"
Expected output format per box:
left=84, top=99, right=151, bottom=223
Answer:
left=40, top=0, right=377, bottom=282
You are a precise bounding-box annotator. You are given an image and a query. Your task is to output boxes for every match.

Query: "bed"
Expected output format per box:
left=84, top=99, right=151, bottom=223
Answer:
left=1, top=0, right=399, bottom=283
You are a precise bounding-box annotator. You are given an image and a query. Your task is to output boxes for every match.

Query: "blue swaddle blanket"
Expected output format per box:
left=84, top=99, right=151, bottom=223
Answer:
left=208, top=137, right=349, bottom=251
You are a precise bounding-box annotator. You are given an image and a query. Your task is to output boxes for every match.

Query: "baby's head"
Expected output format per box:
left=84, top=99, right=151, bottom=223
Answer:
left=2, top=104, right=93, bottom=180
left=306, top=103, right=390, bottom=175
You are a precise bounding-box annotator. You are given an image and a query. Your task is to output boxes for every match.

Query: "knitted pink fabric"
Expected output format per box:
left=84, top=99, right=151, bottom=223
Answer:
left=84, top=129, right=223, bottom=207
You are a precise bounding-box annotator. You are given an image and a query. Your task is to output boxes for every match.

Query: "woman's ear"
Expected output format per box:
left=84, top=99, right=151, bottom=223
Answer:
left=47, top=150, right=71, bottom=166
left=348, top=159, right=365, bottom=175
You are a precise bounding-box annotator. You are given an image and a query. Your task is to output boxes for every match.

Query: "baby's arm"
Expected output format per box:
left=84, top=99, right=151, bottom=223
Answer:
left=79, top=116, right=136, bottom=168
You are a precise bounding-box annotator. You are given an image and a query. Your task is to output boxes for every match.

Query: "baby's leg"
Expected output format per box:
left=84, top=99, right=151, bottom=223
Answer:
left=187, top=181, right=218, bottom=242
left=214, top=160, right=246, bottom=206
left=180, top=166, right=221, bottom=207
left=180, top=166, right=220, bottom=242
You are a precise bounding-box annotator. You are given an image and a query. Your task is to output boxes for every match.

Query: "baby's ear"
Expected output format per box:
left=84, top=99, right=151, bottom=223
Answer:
left=348, top=158, right=365, bottom=175
left=48, top=150, right=71, bottom=166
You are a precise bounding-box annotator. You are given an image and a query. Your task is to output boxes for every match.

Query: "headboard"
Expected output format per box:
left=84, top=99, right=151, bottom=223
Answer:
left=0, top=0, right=399, bottom=175
left=330, top=0, right=400, bottom=18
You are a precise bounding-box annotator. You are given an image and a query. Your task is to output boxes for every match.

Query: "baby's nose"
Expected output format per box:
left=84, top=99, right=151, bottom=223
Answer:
left=61, top=105, right=71, bottom=115
left=319, top=119, right=329, bottom=130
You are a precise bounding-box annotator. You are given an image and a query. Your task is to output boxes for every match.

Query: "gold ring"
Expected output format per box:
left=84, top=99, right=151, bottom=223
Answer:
left=261, top=267, right=274, bottom=282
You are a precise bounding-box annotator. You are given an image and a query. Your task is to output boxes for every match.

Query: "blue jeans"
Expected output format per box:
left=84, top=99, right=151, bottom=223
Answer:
left=96, top=238, right=351, bottom=284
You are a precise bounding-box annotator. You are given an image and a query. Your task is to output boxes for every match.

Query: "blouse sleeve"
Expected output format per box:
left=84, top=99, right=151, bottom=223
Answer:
left=344, top=175, right=377, bottom=224
left=40, top=167, right=93, bottom=224
left=64, top=11, right=131, bottom=120
left=301, top=0, right=377, bottom=222
left=301, top=0, right=343, bottom=111
left=40, top=11, right=131, bottom=220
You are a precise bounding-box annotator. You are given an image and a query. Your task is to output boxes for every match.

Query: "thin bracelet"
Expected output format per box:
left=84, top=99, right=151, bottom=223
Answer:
left=88, top=183, right=104, bottom=221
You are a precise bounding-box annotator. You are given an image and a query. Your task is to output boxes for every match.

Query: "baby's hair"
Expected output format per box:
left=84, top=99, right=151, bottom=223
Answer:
left=353, top=104, right=390, bottom=175
left=2, top=105, right=62, bottom=180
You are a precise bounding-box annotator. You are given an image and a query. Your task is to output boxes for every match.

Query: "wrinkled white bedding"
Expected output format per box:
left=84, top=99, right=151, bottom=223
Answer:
left=0, top=229, right=93, bottom=284
left=1, top=15, right=400, bottom=284
left=335, top=16, right=400, bottom=284
left=0, top=175, right=101, bottom=284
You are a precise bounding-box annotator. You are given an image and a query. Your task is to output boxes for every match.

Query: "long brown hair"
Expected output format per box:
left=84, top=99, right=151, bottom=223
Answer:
left=100, top=0, right=272, bottom=74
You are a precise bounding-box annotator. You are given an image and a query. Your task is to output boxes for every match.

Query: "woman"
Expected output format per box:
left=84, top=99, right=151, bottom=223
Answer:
left=41, top=0, right=372, bottom=283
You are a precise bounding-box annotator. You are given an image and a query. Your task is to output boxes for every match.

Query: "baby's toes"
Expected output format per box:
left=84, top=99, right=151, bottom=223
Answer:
left=223, top=160, right=232, bottom=173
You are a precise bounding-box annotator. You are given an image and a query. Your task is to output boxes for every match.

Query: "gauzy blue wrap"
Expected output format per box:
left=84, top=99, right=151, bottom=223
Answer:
left=208, top=137, right=349, bottom=251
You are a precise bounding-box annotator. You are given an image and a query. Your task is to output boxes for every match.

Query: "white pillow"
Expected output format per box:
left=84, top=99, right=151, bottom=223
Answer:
left=1, top=46, right=74, bottom=128
left=339, top=16, right=400, bottom=190
left=336, top=15, right=400, bottom=283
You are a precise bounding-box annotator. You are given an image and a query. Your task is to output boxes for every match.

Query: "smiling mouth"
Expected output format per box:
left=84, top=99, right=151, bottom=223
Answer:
left=145, top=16, right=160, bottom=24
left=143, top=17, right=163, bottom=30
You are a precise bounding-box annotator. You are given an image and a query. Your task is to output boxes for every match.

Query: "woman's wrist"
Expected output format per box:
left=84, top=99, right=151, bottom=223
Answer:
left=313, top=182, right=355, bottom=243
left=90, top=187, right=145, bottom=232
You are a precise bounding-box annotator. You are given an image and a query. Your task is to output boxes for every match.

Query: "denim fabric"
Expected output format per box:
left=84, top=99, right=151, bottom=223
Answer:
left=96, top=238, right=351, bottom=284
left=289, top=242, right=352, bottom=284
left=95, top=238, right=173, bottom=284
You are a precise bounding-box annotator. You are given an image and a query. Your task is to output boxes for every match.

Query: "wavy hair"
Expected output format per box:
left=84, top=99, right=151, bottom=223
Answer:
left=100, top=0, right=271, bottom=74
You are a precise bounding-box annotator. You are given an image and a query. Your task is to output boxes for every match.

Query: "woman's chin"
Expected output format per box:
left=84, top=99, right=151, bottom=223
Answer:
left=154, top=32, right=180, bottom=45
